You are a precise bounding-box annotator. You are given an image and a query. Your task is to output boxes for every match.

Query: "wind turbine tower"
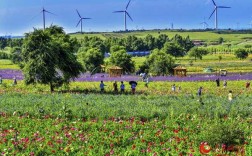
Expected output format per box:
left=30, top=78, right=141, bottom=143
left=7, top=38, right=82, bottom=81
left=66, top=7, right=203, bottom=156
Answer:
left=209, top=0, right=230, bottom=30
left=41, top=7, right=55, bottom=30
left=76, top=9, right=91, bottom=33
left=113, top=0, right=133, bottom=31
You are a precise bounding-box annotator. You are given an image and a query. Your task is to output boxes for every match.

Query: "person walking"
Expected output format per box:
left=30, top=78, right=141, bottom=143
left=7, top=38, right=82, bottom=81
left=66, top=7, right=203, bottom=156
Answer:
left=197, top=86, right=203, bottom=97
left=197, top=87, right=203, bottom=104
left=172, top=84, right=176, bottom=92
left=216, top=78, right=220, bottom=87
left=228, top=90, right=233, bottom=102
left=223, top=80, right=227, bottom=88
left=120, top=81, right=125, bottom=93
left=131, top=83, right=136, bottom=94
left=246, top=81, right=250, bottom=89
left=100, top=81, right=106, bottom=93
left=13, top=76, right=17, bottom=85
left=113, top=81, right=118, bottom=93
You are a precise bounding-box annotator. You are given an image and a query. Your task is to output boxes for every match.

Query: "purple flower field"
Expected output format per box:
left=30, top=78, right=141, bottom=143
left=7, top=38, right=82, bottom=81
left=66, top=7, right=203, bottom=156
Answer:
left=1, top=69, right=252, bottom=82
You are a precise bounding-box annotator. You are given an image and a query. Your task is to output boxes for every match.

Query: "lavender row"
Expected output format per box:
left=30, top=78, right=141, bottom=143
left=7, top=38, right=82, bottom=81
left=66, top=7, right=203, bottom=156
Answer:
left=1, top=69, right=252, bottom=82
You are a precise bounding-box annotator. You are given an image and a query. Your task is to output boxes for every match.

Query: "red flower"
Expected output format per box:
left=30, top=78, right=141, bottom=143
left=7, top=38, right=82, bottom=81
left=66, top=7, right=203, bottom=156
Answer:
left=199, top=142, right=211, bottom=154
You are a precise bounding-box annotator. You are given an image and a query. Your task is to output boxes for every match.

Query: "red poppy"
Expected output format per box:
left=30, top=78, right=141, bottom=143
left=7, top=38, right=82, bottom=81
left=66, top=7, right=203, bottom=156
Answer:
left=199, top=142, right=211, bottom=154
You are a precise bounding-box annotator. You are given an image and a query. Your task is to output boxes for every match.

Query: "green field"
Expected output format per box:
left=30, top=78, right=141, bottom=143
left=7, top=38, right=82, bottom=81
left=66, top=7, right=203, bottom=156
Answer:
left=1, top=30, right=252, bottom=155
left=71, top=30, right=252, bottom=44
left=0, top=59, right=19, bottom=69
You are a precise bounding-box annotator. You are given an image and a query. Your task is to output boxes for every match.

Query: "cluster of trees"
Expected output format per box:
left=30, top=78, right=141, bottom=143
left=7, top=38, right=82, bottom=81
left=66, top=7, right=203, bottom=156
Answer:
left=79, top=34, right=194, bottom=53
left=0, top=37, right=23, bottom=49
left=77, top=34, right=194, bottom=75
left=16, top=26, right=83, bottom=91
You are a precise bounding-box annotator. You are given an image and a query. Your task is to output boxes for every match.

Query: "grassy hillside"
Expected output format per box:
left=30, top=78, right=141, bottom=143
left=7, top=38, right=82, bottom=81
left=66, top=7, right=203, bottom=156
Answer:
left=70, top=30, right=252, bottom=44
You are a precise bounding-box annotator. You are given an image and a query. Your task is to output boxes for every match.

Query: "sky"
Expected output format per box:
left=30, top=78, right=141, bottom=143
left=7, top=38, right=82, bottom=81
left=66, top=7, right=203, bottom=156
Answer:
left=0, top=0, right=252, bottom=36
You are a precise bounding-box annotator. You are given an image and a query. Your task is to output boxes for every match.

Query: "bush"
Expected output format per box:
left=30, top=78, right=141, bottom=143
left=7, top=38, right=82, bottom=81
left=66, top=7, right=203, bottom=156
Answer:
left=234, top=48, right=248, bottom=59
left=0, top=52, right=11, bottom=59
left=199, top=121, right=245, bottom=148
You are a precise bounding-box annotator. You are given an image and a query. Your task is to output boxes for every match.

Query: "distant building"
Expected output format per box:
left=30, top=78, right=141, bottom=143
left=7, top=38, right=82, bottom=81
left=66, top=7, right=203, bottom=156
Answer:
left=104, top=51, right=150, bottom=58
left=192, top=40, right=205, bottom=46
left=127, top=51, right=150, bottom=56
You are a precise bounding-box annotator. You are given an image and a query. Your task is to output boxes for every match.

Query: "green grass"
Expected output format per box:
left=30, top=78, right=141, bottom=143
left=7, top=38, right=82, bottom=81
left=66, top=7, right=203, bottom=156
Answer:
left=0, top=59, right=19, bottom=69
left=70, top=30, right=252, bottom=44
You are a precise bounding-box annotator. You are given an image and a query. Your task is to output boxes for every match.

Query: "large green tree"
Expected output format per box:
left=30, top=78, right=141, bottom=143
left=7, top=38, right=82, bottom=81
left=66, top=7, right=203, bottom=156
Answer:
left=234, top=48, right=248, bottom=60
left=21, top=25, right=83, bottom=92
left=78, top=48, right=104, bottom=73
left=144, top=49, right=175, bottom=76
left=109, top=45, right=135, bottom=73
left=162, top=42, right=185, bottom=58
left=188, top=47, right=208, bottom=61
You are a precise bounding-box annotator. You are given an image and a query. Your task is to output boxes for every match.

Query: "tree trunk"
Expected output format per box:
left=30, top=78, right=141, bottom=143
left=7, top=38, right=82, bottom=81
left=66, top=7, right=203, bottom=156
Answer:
left=50, top=82, right=54, bottom=92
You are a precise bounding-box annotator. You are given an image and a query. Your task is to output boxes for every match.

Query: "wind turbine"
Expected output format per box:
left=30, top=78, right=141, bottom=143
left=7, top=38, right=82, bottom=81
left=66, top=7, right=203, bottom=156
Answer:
left=41, top=7, right=55, bottom=30
left=209, top=0, right=230, bottom=30
left=76, top=9, right=91, bottom=33
left=113, top=0, right=133, bottom=31
left=200, top=18, right=208, bottom=29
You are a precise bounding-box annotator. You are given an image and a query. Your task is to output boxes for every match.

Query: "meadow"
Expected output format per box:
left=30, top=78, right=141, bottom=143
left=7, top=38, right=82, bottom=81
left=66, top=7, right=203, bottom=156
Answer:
left=1, top=30, right=252, bottom=155
left=71, top=30, right=252, bottom=44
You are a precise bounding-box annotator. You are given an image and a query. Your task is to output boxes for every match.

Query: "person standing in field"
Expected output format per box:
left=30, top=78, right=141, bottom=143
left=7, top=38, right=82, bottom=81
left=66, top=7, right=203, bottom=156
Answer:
left=131, top=83, right=136, bottom=94
left=172, top=84, right=176, bottom=92
left=0, top=75, right=2, bottom=84
left=223, top=80, right=227, bottom=88
left=197, top=86, right=203, bottom=104
left=13, top=76, right=17, bottom=85
left=228, top=90, right=233, bottom=102
left=246, top=81, right=250, bottom=89
left=100, top=81, right=106, bottom=93
left=120, top=81, right=125, bottom=93
left=216, top=78, right=220, bottom=87
left=197, top=86, right=203, bottom=97
left=113, top=81, right=118, bottom=93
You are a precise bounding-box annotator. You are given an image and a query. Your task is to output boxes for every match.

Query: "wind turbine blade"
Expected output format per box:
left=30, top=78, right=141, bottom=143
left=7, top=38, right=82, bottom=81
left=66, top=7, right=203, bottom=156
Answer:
left=76, top=9, right=81, bottom=18
left=218, top=6, right=231, bottom=8
left=44, top=10, right=56, bottom=16
left=113, top=11, right=125, bottom=13
left=211, top=0, right=216, bottom=6
left=209, top=9, right=216, bottom=19
left=126, top=12, right=133, bottom=21
left=126, top=0, right=131, bottom=10
left=83, top=18, right=91, bottom=19
left=76, top=19, right=81, bottom=27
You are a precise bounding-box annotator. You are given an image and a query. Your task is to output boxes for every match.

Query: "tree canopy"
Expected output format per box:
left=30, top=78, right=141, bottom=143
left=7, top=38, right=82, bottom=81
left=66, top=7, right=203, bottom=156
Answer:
left=142, top=49, right=175, bottom=76
left=162, top=42, right=185, bottom=58
left=234, top=48, right=248, bottom=60
left=109, top=45, right=135, bottom=73
left=21, top=25, right=83, bottom=92
left=188, top=47, right=208, bottom=61
left=78, top=48, right=104, bottom=73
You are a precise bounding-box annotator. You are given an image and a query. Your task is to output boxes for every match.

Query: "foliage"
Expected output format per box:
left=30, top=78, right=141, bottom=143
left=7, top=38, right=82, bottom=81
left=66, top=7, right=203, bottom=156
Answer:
left=234, top=48, right=248, bottom=60
left=78, top=48, right=104, bottom=73
left=0, top=37, right=8, bottom=49
left=144, top=49, right=175, bottom=75
left=199, top=121, right=245, bottom=148
left=0, top=52, right=10, bottom=59
left=172, top=34, right=194, bottom=52
left=21, top=25, right=83, bottom=92
left=188, top=47, right=208, bottom=61
left=162, top=42, right=185, bottom=58
left=109, top=45, right=135, bottom=73
left=10, top=46, right=22, bottom=64
left=0, top=92, right=251, bottom=155
left=218, top=37, right=224, bottom=44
